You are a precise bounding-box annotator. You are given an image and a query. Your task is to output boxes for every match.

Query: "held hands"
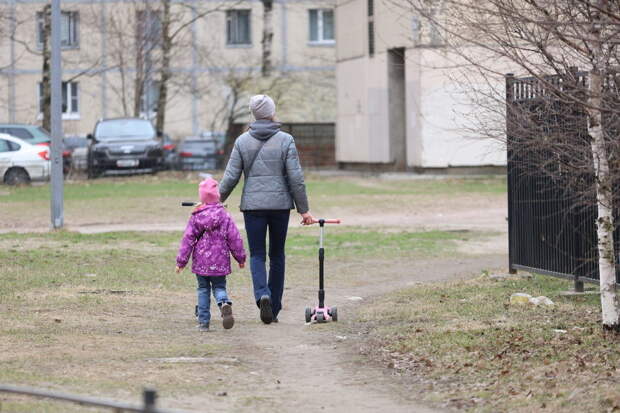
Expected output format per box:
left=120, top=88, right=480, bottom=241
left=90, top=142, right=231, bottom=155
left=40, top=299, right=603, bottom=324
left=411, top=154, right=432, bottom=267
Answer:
left=300, top=212, right=315, bottom=226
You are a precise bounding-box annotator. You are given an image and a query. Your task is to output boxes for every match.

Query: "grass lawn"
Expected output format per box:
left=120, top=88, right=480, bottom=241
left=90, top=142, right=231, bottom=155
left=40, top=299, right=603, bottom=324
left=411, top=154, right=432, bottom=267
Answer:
left=0, top=173, right=506, bottom=231
left=0, top=173, right=507, bottom=411
left=0, top=225, right=484, bottom=411
left=357, top=273, right=620, bottom=412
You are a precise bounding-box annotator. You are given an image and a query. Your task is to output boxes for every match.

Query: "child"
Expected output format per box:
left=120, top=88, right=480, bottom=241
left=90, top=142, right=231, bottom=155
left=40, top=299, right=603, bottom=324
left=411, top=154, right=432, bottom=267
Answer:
left=176, top=177, right=246, bottom=331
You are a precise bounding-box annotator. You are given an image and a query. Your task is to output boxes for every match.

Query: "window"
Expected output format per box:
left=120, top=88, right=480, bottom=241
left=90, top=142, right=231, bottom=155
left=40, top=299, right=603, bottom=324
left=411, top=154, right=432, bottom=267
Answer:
left=140, top=81, right=160, bottom=116
left=38, top=81, right=79, bottom=119
left=309, top=9, right=334, bottom=43
left=0, top=127, right=33, bottom=140
left=0, top=139, right=19, bottom=152
left=136, top=9, right=162, bottom=49
left=226, top=10, right=251, bottom=45
left=36, top=11, right=79, bottom=48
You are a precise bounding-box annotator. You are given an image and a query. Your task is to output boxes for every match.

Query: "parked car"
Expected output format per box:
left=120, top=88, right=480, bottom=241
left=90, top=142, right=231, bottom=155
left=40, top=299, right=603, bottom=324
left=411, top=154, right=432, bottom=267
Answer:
left=176, top=138, right=220, bottom=171
left=0, top=133, right=50, bottom=185
left=0, top=123, right=51, bottom=145
left=86, top=118, right=164, bottom=178
left=160, top=133, right=177, bottom=170
left=0, top=123, right=71, bottom=172
left=63, top=136, right=89, bottom=171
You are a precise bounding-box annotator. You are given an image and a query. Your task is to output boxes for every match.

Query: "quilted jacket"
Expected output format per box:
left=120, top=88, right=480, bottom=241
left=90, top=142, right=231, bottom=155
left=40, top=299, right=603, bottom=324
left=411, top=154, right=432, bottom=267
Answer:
left=176, top=203, right=246, bottom=276
left=219, top=120, right=309, bottom=213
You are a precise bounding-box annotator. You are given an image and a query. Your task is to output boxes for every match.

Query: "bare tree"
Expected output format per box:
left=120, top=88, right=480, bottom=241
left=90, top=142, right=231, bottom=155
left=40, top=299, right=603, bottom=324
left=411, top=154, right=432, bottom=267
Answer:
left=397, top=0, right=620, bottom=330
left=200, top=55, right=293, bottom=154
left=155, top=0, right=229, bottom=132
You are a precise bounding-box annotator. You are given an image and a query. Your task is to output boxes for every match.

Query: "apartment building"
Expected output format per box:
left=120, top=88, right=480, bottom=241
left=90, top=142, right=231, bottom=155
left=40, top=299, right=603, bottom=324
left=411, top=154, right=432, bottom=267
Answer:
left=335, top=0, right=505, bottom=170
left=0, top=0, right=336, bottom=139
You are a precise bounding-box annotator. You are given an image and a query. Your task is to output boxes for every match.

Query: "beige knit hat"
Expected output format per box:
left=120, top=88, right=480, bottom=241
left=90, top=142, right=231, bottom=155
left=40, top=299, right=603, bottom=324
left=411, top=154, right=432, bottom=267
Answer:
left=249, top=94, right=276, bottom=120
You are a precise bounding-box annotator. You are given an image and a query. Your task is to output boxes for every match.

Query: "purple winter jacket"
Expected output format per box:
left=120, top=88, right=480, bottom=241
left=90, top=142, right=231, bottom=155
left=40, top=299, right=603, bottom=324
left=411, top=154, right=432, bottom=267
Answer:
left=176, top=203, right=246, bottom=276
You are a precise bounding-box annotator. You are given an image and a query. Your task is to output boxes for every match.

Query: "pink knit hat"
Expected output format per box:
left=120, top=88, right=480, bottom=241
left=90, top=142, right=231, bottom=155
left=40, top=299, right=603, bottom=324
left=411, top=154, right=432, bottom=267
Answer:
left=199, top=178, right=220, bottom=204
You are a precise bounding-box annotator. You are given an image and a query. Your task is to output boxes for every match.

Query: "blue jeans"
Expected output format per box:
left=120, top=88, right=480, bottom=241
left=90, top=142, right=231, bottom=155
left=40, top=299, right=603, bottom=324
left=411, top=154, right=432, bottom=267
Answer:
left=243, top=210, right=290, bottom=318
left=196, top=275, right=230, bottom=325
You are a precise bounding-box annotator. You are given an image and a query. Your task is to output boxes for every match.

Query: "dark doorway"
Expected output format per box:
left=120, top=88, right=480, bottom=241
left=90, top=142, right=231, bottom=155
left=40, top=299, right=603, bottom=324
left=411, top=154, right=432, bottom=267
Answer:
left=388, top=47, right=407, bottom=170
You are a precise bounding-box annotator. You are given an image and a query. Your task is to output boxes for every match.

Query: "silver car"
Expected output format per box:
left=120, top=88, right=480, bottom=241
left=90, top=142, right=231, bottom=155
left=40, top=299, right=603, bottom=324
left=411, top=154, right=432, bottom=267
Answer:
left=0, top=133, right=50, bottom=185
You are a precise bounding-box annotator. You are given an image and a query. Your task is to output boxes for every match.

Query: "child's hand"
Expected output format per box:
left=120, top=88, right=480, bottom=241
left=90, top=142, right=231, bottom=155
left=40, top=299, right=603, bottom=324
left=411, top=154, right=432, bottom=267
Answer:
left=175, top=266, right=184, bottom=273
left=239, top=262, right=245, bottom=269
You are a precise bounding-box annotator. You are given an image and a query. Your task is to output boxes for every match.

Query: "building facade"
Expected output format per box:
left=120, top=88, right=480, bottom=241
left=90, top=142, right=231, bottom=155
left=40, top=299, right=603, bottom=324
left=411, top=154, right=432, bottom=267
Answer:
left=335, top=0, right=505, bottom=170
left=0, top=0, right=336, bottom=139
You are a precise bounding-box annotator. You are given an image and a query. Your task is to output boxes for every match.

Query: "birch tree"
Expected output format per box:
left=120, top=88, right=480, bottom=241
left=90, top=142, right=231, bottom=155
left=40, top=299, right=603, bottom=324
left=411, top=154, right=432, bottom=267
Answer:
left=397, top=0, right=620, bottom=330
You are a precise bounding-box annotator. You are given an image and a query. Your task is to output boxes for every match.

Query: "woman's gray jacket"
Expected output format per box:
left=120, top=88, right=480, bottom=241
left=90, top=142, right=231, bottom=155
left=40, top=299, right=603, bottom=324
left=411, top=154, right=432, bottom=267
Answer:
left=219, top=120, right=310, bottom=214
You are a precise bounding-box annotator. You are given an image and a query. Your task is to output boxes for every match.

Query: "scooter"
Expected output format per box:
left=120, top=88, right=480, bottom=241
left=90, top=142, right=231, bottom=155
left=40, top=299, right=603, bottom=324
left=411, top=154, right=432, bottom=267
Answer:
left=305, top=218, right=341, bottom=323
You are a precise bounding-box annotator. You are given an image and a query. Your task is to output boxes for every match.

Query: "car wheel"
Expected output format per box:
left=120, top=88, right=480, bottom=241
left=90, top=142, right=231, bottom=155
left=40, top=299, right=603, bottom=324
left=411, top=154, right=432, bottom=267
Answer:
left=4, top=168, right=31, bottom=186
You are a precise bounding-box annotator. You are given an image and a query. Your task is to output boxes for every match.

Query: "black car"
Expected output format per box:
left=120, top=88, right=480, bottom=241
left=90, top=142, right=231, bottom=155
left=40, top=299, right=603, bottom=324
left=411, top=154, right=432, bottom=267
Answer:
left=87, top=118, right=164, bottom=178
left=176, top=138, right=220, bottom=171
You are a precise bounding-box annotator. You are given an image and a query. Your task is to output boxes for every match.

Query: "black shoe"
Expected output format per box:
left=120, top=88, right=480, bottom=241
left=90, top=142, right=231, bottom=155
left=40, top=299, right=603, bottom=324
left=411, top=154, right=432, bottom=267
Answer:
left=221, top=303, right=234, bottom=330
left=259, top=295, right=273, bottom=324
left=197, top=323, right=210, bottom=332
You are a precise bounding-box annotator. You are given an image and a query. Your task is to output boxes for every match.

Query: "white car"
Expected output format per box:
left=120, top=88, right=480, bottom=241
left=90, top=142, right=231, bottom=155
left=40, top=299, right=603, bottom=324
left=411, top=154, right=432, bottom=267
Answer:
left=0, top=133, right=50, bottom=185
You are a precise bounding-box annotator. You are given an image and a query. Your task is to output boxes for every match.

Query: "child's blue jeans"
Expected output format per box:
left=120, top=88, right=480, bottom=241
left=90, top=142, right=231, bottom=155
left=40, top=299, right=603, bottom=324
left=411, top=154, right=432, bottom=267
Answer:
left=196, top=275, right=230, bottom=325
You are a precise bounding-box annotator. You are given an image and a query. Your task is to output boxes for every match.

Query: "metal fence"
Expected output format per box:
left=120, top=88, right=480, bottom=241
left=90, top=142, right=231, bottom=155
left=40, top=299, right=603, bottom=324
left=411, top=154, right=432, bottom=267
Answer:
left=506, top=71, right=620, bottom=289
left=0, top=385, right=194, bottom=413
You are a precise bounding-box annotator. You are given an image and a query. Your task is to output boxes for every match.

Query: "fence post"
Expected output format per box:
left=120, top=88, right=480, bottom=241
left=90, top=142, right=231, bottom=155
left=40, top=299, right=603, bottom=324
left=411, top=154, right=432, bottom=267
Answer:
left=143, top=389, right=157, bottom=413
left=506, top=73, right=517, bottom=275
left=574, top=278, right=585, bottom=293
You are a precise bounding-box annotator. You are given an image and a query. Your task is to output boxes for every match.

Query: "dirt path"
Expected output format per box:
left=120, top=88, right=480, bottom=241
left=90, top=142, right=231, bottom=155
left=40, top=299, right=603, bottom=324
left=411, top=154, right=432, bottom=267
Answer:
left=159, top=253, right=506, bottom=412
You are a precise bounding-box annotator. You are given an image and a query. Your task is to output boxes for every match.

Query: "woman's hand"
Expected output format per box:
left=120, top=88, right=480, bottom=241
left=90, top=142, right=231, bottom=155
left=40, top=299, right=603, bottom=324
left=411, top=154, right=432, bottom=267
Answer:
left=175, top=266, right=184, bottom=273
left=300, top=212, right=315, bottom=226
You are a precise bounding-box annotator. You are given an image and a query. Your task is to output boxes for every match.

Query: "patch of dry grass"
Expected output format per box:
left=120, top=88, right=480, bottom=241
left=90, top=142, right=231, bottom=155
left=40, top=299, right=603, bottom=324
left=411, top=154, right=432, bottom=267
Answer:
left=357, top=273, right=620, bottom=412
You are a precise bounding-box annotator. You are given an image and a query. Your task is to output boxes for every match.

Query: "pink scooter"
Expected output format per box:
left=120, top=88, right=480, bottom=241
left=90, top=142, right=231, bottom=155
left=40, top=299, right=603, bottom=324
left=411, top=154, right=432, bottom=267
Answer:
left=305, top=218, right=341, bottom=323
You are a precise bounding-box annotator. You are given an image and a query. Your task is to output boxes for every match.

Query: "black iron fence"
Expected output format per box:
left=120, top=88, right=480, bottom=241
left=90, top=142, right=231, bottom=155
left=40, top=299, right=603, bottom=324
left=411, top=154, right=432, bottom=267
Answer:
left=0, top=385, right=194, bottom=413
left=506, top=70, right=620, bottom=289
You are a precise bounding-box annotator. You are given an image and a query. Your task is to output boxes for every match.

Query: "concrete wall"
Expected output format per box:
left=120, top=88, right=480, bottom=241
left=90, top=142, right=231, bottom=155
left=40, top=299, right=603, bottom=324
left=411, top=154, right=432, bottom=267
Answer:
left=335, top=0, right=506, bottom=168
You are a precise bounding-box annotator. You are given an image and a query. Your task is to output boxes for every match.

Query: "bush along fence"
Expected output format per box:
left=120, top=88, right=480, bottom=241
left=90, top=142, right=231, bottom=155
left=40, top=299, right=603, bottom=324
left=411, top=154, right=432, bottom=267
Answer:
left=0, top=384, right=195, bottom=413
left=506, top=68, right=620, bottom=290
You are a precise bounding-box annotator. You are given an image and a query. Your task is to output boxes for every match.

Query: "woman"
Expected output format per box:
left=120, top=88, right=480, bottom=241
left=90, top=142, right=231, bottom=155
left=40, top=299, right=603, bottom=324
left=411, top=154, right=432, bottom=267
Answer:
left=219, top=94, right=314, bottom=324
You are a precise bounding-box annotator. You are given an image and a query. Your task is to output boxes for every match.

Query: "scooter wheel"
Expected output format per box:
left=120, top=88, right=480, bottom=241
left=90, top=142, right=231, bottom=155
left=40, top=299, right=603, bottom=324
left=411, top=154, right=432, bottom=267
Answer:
left=316, top=313, right=325, bottom=323
left=331, top=307, right=338, bottom=322
left=305, top=307, right=312, bottom=323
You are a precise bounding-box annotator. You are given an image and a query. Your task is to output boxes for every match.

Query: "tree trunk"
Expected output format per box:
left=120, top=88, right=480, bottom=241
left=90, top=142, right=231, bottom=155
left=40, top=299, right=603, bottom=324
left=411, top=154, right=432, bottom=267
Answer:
left=156, top=0, right=171, bottom=132
left=134, top=59, right=144, bottom=117
left=133, top=9, right=146, bottom=117
left=261, top=0, right=273, bottom=77
left=41, top=5, right=52, bottom=131
left=589, top=0, right=620, bottom=331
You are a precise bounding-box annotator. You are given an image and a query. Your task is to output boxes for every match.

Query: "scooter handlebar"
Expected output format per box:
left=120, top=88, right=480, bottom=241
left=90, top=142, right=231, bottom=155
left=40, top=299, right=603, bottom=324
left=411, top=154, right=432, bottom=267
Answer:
left=181, top=202, right=198, bottom=207
left=310, top=219, right=341, bottom=224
